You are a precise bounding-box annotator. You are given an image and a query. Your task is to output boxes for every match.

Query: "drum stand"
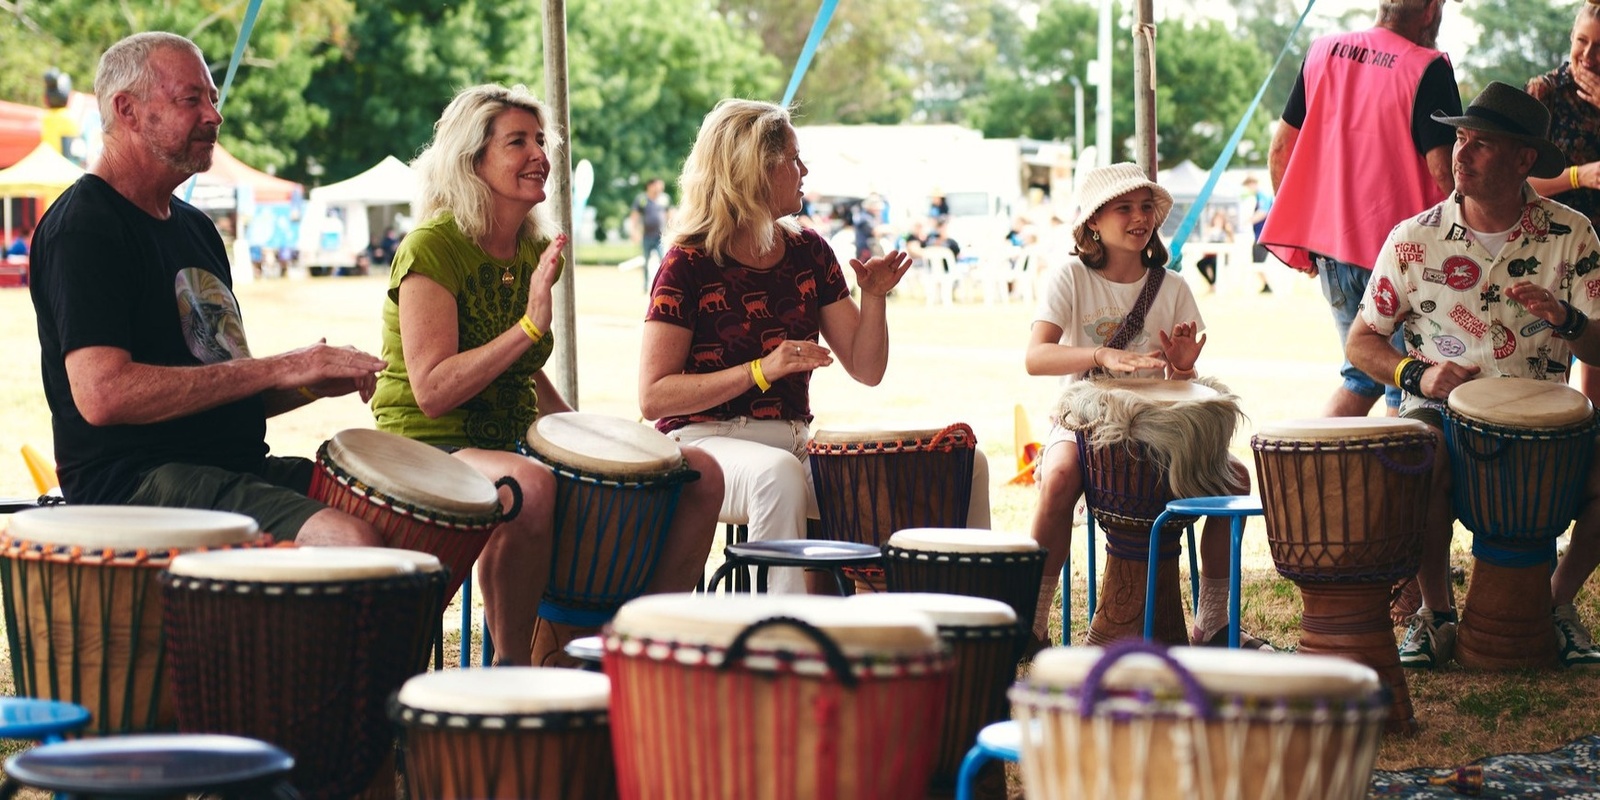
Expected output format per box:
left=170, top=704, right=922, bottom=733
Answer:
left=1457, top=558, right=1559, bottom=670
left=0, top=734, right=300, bottom=799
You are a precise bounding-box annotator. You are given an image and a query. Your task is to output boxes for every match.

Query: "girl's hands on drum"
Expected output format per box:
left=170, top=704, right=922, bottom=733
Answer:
left=763, top=339, right=833, bottom=381
left=850, top=250, right=913, bottom=297
left=1094, top=346, right=1167, bottom=374
left=524, top=233, right=569, bottom=335
left=1157, top=322, right=1207, bottom=373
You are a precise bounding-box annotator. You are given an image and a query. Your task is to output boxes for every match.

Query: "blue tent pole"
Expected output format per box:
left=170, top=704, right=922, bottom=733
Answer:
left=781, top=0, right=840, bottom=107
left=181, top=0, right=264, bottom=202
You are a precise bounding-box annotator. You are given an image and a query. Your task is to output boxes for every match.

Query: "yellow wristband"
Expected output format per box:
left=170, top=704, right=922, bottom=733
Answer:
left=1393, top=357, right=1415, bottom=389
left=1573, top=166, right=1582, bottom=191
left=297, top=386, right=320, bottom=402
left=518, top=315, right=544, bottom=342
left=749, top=358, right=772, bottom=392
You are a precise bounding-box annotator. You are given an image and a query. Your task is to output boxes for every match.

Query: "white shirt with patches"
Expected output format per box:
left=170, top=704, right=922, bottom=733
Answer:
left=1358, top=184, right=1600, bottom=416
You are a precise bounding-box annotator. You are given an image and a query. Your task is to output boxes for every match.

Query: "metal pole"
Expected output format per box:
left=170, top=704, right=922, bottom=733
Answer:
left=1095, top=0, right=1113, bottom=167
left=1069, top=76, right=1085, bottom=161
left=544, top=0, right=579, bottom=408
left=1133, top=0, right=1156, bottom=178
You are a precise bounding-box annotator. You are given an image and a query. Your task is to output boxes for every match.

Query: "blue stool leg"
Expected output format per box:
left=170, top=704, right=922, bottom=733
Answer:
left=1060, top=547, right=1071, bottom=645
left=1086, top=512, right=1098, bottom=619
left=482, top=611, right=495, bottom=666
left=1229, top=516, right=1245, bottom=649
left=1145, top=510, right=1177, bottom=641
left=1187, top=524, right=1199, bottom=615
left=954, top=745, right=997, bottom=800
left=460, top=575, right=473, bottom=668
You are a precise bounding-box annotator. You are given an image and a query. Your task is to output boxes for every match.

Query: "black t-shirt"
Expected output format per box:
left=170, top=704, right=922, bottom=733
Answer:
left=30, top=175, right=268, bottom=503
left=1282, top=55, right=1460, bottom=156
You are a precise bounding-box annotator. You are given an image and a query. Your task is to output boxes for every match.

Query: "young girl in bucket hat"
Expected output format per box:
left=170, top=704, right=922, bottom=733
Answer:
left=1022, top=162, right=1268, bottom=652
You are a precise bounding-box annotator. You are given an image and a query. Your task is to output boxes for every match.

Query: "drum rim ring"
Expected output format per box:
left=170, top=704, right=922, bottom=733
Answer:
left=315, top=445, right=502, bottom=531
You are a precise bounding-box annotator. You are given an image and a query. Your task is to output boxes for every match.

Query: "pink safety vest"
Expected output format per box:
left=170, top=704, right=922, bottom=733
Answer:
left=1261, top=27, right=1447, bottom=273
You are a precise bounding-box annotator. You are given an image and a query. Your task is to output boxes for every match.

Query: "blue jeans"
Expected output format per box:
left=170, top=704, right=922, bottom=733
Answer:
left=1314, top=253, right=1401, bottom=408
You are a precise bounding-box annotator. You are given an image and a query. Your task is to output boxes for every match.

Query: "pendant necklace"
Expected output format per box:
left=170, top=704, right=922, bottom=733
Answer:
left=501, top=262, right=515, bottom=287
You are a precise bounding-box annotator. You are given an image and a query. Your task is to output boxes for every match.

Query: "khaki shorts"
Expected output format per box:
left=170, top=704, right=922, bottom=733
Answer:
left=125, top=457, right=325, bottom=542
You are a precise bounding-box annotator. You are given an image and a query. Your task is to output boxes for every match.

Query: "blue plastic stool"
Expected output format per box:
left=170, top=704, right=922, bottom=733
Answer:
left=705, top=540, right=882, bottom=595
left=1061, top=511, right=1197, bottom=643
left=0, top=734, right=298, bottom=798
left=1143, top=496, right=1263, bottom=648
left=0, top=698, right=89, bottom=744
left=954, top=720, right=1022, bottom=800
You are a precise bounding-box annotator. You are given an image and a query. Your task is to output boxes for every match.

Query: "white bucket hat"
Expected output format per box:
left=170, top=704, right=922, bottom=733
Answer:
left=1072, top=162, right=1175, bottom=240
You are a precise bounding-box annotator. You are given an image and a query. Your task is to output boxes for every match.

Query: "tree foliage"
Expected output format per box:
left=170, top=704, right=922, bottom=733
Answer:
left=1458, top=0, right=1571, bottom=94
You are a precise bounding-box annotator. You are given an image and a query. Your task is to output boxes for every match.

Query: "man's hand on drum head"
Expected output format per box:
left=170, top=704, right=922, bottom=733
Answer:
left=1157, top=322, right=1207, bottom=373
left=850, top=250, right=913, bottom=297
left=279, top=340, right=387, bottom=402
left=1418, top=360, right=1480, bottom=400
left=524, top=233, right=568, bottom=335
left=1095, top=347, right=1167, bottom=374
left=764, top=339, right=833, bottom=380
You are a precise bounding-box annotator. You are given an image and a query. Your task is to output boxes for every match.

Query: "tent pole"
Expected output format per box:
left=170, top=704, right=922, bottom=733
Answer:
left=1133, top=0, right=1157, bottom=179
left=544, top=0, right=579, bottom=408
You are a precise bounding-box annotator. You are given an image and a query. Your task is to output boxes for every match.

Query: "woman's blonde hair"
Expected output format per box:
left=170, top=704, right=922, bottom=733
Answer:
left=669, top=98, right=800, bottom=264
left=412, top=83, right=562, bottom=244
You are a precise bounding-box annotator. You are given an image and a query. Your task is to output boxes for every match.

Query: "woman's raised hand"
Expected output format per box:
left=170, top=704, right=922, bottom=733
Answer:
left=525, top=233, right=568, bottom=334
left=850, top=249, right=913, bottom=297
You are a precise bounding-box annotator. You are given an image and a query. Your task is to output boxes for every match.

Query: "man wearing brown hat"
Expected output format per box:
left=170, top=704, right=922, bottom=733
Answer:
left=1348, top=81, right=1600, bottom=670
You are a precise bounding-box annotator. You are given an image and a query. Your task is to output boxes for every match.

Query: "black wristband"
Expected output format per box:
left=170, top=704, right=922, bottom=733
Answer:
left=1555, top=301, right=1589, bottom=340
left=1399, top=358, right=1429, bottom=396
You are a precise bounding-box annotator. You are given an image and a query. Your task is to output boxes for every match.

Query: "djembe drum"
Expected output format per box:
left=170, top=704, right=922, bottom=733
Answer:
left=604, top=593, right=951, bottom=800
left=1442, top=377, right=1599, bottom=669
left=1055, top=378, right=1243, bottom=645
left=845, top=592, right=1020, bottom=798
left=161, top=547, right=440, bottom=799
left=391, top=667, right=617, bottom=800
left=521, top=412, right=698, bottom=664
left=880, top=527, right=1045, bottom=632
left=311, top=427, right=515, bottom=602
left=1252, top=418, right=1434, bottom=733
left=808, top=424, right=977, bottom=591
left=1012, top=642, right=1387, bottom=800
left=0, top=506, right=264, bottom=735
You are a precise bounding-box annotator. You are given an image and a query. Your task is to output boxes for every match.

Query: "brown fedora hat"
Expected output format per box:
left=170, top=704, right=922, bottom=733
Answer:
left=1431, top=81, right=1567, bottom=179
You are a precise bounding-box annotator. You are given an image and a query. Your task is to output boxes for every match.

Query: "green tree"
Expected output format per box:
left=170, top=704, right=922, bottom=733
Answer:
left=1156, top=18, right=1272, bottom=168
left=1459, top=0, right=1570, bottom=93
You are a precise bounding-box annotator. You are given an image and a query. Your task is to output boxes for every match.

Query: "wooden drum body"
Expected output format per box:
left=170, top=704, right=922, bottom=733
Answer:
left=604, top=593, right=951, bottom=800
left=1252, top=417, right=1433, bottom=732
left=847, top=593, right=1020, bottom=798
left=1443, top=378, right=1599, bottom=670
left=161, top=547, right=441, bottom=799
left=1013, top=643, right=1386, bottom=800
left=0, top=506, right=263, bottom=735
left=881, top=527, right=1045, bottom=633
left=393, top=667, right=617, bottom=800
left=311, top=428, right=505, bottom=603
left=1056, top=379, right=1242, bottom=646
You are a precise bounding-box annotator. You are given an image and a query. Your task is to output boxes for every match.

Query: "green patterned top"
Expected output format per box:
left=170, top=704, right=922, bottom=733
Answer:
left=372, top=212, right=561, bottom=451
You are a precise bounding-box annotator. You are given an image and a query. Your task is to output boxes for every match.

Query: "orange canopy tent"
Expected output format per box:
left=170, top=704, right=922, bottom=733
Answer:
left=195, top=145, right=302, bottom=204
left=0, top=100, right=44, bottom=167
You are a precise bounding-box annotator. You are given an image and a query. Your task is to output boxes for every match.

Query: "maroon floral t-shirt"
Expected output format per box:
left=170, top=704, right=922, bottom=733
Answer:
left=645, top=227, right=852, bottom=433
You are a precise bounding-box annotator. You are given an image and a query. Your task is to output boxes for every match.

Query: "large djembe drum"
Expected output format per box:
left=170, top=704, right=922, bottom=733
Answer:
left=1442, top=378, right=1599, bottom=669
left=521, top=412, right=699, bottom=664
left=1252, top=418, right=1434, bottom=733
left=846, top=592, right=1020, bottom=798
left=391, top=667, right=617, bottom=799
left=1013, top=642, right=1387, bottom=800
left=0, top=506, right=264, bottom=735
left=311, top=427, right=514, bottom=603
left=808, top=424, right=978, bottom=592
left=161, top=547, right=441, bottom=799
left=1055, top=378, right=1243, bottom=645
left=603, top=593, right=951, bottom=800
left=880, top=527, right=1045, bottom=633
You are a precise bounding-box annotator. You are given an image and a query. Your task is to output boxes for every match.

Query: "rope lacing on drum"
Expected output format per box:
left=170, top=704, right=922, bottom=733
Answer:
left=603, top=630, right=949, bottom=681
left=315, top=441, right=502, bottom=531
left=517, top=443, right=698, bottom=490
left=0, top=535, right=270, bottom=567
left=882, top=545, right=1046, bottom=568
left=389, top=695, right=609, bottom=731
left=806, top=422, right=976, bottom=455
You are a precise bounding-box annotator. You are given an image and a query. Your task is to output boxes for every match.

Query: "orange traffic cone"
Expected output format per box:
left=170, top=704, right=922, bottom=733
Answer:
left=1008, top=404, right=1043, bottom=485
left=21, top=444, right=58, bottom=495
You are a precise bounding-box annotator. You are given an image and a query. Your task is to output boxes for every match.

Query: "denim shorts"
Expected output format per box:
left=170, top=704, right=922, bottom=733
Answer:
left=1314, top=252, right=1402, bottom=408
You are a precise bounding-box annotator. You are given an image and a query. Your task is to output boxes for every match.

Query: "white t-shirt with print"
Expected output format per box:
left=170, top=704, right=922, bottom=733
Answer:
left=1033, top=257, right=1205, bottom=382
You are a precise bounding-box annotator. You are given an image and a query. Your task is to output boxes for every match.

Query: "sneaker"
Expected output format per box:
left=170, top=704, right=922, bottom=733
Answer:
left=1398, top=608, right=1456, bottom=669
left=1553, top=604, right=1600, bottom=669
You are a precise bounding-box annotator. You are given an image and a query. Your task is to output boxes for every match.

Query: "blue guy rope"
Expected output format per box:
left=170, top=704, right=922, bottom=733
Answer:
left=181, top=0, right=265, bottom=202
left=781, top=0, right=840, bottom=108
left=1169, top=0, right=1318, bottom=270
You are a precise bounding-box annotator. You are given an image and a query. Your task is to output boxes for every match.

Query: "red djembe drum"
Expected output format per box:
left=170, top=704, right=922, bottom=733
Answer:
left=161, top=547, right=441, bottom=799
left=1013, top=642, right=1387, bottom=800
left=0, top=506, right=265, bottom=735
left=880, top=527, right=1046, bottom=633
left=311, top=428, right=515, bottom=603
left=603, top=593, right=951, bottom=800
left=1442, top=378, right=1599, bottom=669
left=521, top=412, right=699, bottom=665
left=1055, top=379, right=1242, bottom=645
left=846, top=592, right=1021, bottom=799
left=391, top=667, right=617, bottom=799
left=1252, top=417, right=1434, bottom=733
left=808, top=424, right=978, bottom=592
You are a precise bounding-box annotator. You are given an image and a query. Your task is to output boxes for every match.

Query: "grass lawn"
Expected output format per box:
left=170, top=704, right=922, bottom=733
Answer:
left=1, top=257, right=1598, bottom=774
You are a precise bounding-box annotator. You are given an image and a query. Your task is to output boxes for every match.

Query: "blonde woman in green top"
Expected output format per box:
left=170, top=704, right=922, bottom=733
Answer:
left=372, top=84, right=723, bottom=665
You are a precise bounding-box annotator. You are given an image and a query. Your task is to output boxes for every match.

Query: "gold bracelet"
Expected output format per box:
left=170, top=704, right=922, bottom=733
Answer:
left=518, top=315, right=544, bottom=342
left=749, top=359, right=772, bottom=392
left=1091, top=346, right=1107, bottom=369
left=297, top=386, right=320, bottom=402
left=1573, top=166, right=1582, bottom=191
left=1393, top=357, right=1415, bottom=389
